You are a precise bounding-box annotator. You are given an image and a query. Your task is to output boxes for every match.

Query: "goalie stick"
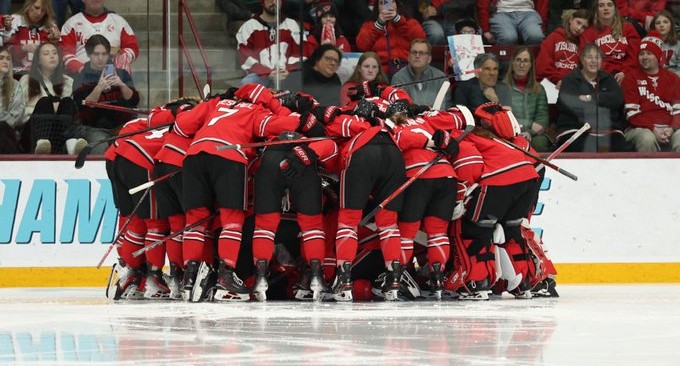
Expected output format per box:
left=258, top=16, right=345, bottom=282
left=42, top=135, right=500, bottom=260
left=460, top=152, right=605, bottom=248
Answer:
left=215, top=136, right=338, bottom=151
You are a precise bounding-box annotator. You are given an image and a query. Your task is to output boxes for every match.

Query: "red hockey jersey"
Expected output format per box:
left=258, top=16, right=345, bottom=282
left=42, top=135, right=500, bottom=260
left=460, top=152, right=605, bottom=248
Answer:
left=174, top=97, right=301, bottom=164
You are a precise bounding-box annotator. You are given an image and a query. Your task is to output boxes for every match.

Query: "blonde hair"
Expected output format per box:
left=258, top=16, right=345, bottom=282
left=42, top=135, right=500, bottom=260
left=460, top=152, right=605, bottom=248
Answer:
left=19, top=0, right=56, bottom=27
left=562, top=8, right=590, bottom=42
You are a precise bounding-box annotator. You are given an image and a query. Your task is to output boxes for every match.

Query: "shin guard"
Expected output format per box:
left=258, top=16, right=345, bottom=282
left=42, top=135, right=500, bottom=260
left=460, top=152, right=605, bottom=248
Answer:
left=166, top=214, right=185, bottom=268
left=375, top=210, right=401, bottom=268
left=335, top=208, right=362, bottom=264
left=218, top=208, right=246, bottom=269
left=397, top=221, right=420, bottom=266
left=297, top=213, right=326, bottom=263
left=253, top=212, right=280, bottom=262
left=119, top=216, right=146, bottom=268
left=183, top=207, right=212, bottom=263
left=423, top=216, right=451, bottom=269
left=144, top=218, right=170, bottom=269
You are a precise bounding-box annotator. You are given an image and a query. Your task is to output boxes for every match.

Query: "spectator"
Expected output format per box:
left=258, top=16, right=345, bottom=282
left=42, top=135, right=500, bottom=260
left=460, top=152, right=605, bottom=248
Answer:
left=51, top=0, right=82, bottom=27
left=216, top=0, right=258, bottom=41
left=651, top=9, right=680, bottom=76
left=282, top=43, right=342, bottom=106
left=503, top=46, right=551, bottom=151
left=536, top=8, right=590, bottom=88
left=236, top=0, right=303, bottom=87
left=355, top=0, right=426, bottom=78
left=61, top=0, right=139, bottom=75
left=622, top=33, right=680, bottom=151
left=454, top=18, right=480, bottom=35
left=616, top=0, right=666, bottom=32
left=339, top=51, right=388, bottom=106
left=477, top=0, right=548, bottom=45
left=580, top=0, right=640, bottom=84
left=72, top=34, right=138, bottom=155
left=547, top=0, right=592, bottom=33
left=418, top=0, right=476, bottom=45
left=16, top=42, right=86, bottom=154
left=1, top=0, right=60, bottom=76
left=556, top=44, right=626, bottom=152
left=391, top=38, right=452, bottom=109
left=453, top=53, right=511, bottom=111
left=0, top=46, right=24, bottom=153
left=303, top=2, right=351, bottom=58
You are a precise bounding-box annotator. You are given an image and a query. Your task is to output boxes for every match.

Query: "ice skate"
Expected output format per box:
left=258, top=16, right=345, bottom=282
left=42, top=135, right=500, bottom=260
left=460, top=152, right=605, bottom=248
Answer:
left=252, top=259, right=269, bottom=302
left=331, top=262, right=353, bottom=302
left=181, top=260, right=200, bottom=302
left=144, top=268, right=171, bottom=300
left=294, top=264, right=314, bottom=301
left=382, top=261, right=403, bottom=301
left=118, top=267, right=146, bottom=300
left=509, top=279, right=533, bottom=299
left=191, top=262, right=216, bottom=302
left=531, top=277, right=559, bottom=298
left=213, top=261, right=250, bottom=302
left=167, top=262, right=184, bottom=300
left=428, top=263, right=444, bottom=300
left=309, top=259, right=328, bottom=301
left=106, top=260, right=130, bottom=300
left=457, top=278, right=491, bottom=301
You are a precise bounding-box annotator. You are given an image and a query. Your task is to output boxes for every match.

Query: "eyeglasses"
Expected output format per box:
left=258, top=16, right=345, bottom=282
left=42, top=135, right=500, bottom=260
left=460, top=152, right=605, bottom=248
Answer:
left=513, top=58, right=531, bottom=64
left=323, top=56, right=340, bottom=64
left=410, top=51, right=431, bottom=57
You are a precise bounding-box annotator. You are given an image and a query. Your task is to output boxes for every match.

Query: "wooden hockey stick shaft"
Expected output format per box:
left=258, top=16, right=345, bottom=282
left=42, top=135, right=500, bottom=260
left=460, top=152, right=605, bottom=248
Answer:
left=96, top=187, right=151, bottom=269
left=132, top=214, right=217, bottom=258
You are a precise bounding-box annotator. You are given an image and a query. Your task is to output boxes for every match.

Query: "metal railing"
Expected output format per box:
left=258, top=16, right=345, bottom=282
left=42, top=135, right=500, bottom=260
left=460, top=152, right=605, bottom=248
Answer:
left=162, top=0, right=212, bottom=99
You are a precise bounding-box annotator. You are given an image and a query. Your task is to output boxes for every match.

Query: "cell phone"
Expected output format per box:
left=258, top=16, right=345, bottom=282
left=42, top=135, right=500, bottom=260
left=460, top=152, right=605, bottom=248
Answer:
left=103, top=64, right=115, bottom=77
left=379, top=0, right=394, bottom=12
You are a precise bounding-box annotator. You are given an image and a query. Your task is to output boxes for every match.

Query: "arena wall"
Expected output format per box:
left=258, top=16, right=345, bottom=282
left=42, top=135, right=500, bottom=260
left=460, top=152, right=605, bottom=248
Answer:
left=0, top=156, right=678, bottom=287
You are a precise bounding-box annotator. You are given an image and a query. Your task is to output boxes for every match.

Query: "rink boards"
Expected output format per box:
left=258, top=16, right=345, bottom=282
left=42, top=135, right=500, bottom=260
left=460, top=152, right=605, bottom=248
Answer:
left=0, top=156, right=679, bottom=286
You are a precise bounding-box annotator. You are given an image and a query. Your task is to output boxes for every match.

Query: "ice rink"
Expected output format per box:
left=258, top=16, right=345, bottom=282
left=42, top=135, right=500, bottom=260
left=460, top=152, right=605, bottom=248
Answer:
left=1, top=285, right=679, bottom=365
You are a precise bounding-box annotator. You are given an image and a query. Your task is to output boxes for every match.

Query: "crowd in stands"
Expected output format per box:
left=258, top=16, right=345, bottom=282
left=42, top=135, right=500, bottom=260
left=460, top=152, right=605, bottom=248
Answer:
left=0, top=0, right=679, bottom=154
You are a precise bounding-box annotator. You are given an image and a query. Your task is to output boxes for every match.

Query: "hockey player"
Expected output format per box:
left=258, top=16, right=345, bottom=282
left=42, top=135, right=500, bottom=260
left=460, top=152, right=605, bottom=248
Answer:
left=251, top=132, right=339, bottom=301
left=173, top=83, right=316, bottom=302
left=392, top=104, right=473, bottom=299
left=151, top=97, right=200, bottom=299
left=449, top=103, right=541, bottom=300
left=106, top=106, right=178, bottom=300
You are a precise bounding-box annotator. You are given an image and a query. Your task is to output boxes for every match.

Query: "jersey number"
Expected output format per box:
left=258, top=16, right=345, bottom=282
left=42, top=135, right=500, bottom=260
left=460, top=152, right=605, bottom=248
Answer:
left=208, top=107, right=238, bottom=126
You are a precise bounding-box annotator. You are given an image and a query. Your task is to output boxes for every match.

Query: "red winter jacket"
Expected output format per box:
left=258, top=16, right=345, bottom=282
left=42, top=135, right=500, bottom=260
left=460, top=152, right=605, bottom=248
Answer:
left=356, top=15, right=425, bottom=74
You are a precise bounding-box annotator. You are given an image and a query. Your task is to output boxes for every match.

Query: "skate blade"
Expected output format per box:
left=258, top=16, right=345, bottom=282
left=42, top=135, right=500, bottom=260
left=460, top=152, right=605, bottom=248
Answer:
left=295, top=290, right=314, bottom=301
left=312, top=290, right=324, bottom=302
left=191, top=263, right=211, bottom=303
left=214, top=289, right=250, bottom=302
left=458, top=291, right=490, bottom=301
left=253, top=291, right=267, bottom=302
left=106, top=263, right=119, bottom=300
left=513, top=290, right=533, bottom=299
left=332, top=290, right=353, bottom=302
left=383, top=289, right=399, bottom=301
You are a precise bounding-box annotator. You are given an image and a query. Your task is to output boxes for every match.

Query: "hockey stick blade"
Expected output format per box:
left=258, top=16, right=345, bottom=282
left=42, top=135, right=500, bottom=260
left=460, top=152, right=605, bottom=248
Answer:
left=74, top=145, right=95, bottom=169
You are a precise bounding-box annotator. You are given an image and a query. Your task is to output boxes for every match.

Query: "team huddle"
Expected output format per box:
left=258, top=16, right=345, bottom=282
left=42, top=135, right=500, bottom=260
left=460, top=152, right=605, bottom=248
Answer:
left=101, top=81, right=560, bottom=303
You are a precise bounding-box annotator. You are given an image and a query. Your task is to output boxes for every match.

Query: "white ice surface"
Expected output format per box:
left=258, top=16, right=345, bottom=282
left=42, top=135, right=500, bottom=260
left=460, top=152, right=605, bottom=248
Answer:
left=0, top=285, right=679, bottom=365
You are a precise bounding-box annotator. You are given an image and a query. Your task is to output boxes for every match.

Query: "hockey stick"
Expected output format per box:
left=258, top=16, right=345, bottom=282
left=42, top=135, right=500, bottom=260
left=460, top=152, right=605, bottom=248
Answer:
left=128, top=170, right=181, bottom=195
left=82, top=100, right=151, bottom=115
left=96, top=186, right=151, bottom=269
left=392, top=69, right=479, bottom=89
left=359, top=124, right=475, bottom=227
left=536, top=123, right=591, bottom=171
left=432, top=81, right=451, bottom=110
left=132, top=213, right=217, bottom=258
left=215, top=136, right=338, bottom=151
left=492, top=137, right=578, bottom=181
left=74, top=122, right=174, bottom=169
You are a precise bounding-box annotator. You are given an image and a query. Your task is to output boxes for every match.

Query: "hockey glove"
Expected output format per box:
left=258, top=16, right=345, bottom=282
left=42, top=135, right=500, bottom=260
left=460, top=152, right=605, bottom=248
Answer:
left=410, top=104, right=431, bottom=116
left=348, top=80, right=384, bottom=101
left=280, top=145, right=318, bottom=179
left=297, top=112, right=326, bottom=138
left=353, top=98, right=383, bottom=125
left=311, top=105, right=341, bottom=125
left=217, top=87, right=239, bottom=101
left=432, top=129, right=459, bottom=158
